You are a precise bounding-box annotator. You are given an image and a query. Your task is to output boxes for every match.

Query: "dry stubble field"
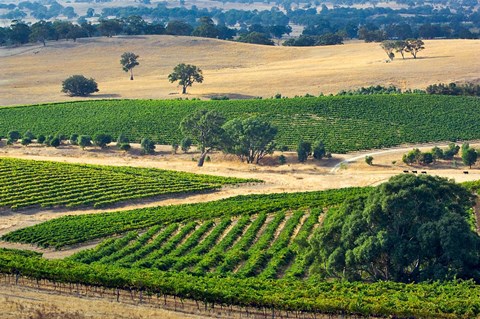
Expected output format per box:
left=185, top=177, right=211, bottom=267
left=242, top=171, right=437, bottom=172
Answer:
left=2, top=36, right=480, bottom=106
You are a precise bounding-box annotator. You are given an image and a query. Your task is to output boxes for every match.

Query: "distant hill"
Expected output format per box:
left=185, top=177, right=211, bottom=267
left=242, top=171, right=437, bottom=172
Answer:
left=1, top=35, right=479, bottom=106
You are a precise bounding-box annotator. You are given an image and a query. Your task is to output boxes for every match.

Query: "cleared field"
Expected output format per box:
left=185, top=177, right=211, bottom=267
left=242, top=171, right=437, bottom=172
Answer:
left=1, top=36, right=479, bottom=106
left=1, top=95, right=479, bottom=153
left=0, top=157, right=255, bottom=211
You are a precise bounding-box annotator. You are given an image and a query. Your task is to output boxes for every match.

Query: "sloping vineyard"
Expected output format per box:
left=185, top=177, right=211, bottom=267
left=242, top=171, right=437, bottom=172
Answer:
left=67, top=209, right=322, bottom=279
left=1, top=95, right=479, bottom=153
left=0, top=158, right=255, bottom=211
left=2, top=188, right=370, bottom=248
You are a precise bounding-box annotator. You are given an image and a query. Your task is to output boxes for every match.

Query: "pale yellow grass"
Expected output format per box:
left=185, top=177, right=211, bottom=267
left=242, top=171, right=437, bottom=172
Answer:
left=2, top=36, right=479, bottom=106
left=0, top=283, right=205, bottom=319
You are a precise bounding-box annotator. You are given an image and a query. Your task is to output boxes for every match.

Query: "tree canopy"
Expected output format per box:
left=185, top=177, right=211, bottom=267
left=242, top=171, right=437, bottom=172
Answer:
left=168, top=63, right=204, bottom=94
left=120, top=52, right=139, bottom=80
left=61, top=75, right=98, bottom=97
left=223, top=117, right=277, bottom=164
left=310, top=174, right=480, bottom=283
left=180, top=109, right=225, bottom=167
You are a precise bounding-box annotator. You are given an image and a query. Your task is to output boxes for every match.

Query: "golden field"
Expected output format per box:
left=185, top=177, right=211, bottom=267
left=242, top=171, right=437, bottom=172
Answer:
left=2, top=36, right=479, bottom=106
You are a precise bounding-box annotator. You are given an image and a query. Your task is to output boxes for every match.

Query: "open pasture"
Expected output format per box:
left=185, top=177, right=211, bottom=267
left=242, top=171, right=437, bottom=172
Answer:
left=1, top=36, right=479, bottom=106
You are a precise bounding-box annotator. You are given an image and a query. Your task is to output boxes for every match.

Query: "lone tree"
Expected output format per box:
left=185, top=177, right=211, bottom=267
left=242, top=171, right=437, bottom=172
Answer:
left=120, top=52, right=139, bottom=80
left=168, top=63, right=204, bottom=94
left=180, top=110, right=225, bottom=167
left=223, top=117, right=277, bottom=164
left=405, top=39, right=425, bottom=59
left=61, top=75, right=98, bottom=96
left=462, top=145, right=478, bottom=168
left=310, top=174, right=480, bottom=283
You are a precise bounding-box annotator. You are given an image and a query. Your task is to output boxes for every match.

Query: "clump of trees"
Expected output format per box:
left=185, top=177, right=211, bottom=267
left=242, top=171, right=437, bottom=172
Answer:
left=380, top=39, right=425, bottom=60
left=297, top=140, right=329, bottom=162
left=61, top=75, right=98, bottom=97
left=284, top=33, right=343, bottom=47
left=426, top=82, right=480, bottom=97
left=403, top=143, right=460, bottom=165
left=310, top=174, right=480, bottom=283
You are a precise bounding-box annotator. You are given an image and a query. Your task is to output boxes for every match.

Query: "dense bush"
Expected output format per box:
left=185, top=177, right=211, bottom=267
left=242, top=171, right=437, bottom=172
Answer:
left=61, top=75, right=98, bottom=97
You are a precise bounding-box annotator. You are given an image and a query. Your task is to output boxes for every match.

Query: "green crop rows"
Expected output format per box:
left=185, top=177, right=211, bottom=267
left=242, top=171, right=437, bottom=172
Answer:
left=0, top=158, right=255, bottom=211
left=1, top=188, right=370, bottom=248
left=67, top=209, right=321, bottom=279
left=4, top=186, right=480, bottom=317
left=1, top=95, right=479, bottom=153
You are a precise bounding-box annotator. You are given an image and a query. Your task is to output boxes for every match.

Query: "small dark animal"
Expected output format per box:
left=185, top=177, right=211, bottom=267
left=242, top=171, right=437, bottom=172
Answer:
left=421, top=171, right=427, bottom=174
left=412, top=170, right=418, bottom=174
left=464, top=171, right=469, bottom=174
left=403, top=170, right=409, bottom=173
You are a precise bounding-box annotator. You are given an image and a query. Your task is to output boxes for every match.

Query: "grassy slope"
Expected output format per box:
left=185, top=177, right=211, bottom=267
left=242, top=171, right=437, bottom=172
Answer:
left=1, top=36, right=479, bottom=106
left=0, top=94, right=479, bottom=153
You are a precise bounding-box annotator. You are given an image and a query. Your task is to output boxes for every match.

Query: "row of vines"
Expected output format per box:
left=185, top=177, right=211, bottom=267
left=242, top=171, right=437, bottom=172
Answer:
left=1, top=248, right=480, bottom=318
left=1, top=187, right=370, bottom=249
left=1, top=95, right=479, bottom=153
left=0, top=157, right=255, bottom=211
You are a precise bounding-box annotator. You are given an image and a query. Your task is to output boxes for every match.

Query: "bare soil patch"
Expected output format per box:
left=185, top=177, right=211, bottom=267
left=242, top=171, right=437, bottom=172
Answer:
left=1, top=36, right=479, bottom=106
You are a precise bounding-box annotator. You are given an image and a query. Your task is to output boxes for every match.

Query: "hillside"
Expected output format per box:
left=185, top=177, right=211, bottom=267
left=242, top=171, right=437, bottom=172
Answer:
left=1, top=95, right=479, bottom=153
left=1, top=36, right=479, bottom=106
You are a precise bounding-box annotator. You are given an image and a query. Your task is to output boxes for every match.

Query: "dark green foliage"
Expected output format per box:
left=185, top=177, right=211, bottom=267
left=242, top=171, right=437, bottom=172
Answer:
left=118, top=143, right=131, bottom=152
left=93, top=133, right=112, bottom=148
left=237, top=32, right=274, bottom=45
left=116, top=133, right=129, bottom=146
left=21, top=137, right=31, bottom=146
left=312, top=141, right=326, bottom=160
left=180, top=137, right=192, bottom=153
left=78, top=135, right=92, bottom=149
left=223, top=117, right=277, bottom=164
left=365, top=155, right=373, bottom=165
left=37, top=135, right=46, bottom=144
left=69, top=133, right=79, bottom=145
left=49, top=137, right=60, bottom=148
left=310, top=174, right=480, bottom=283
left=7, top=131, right=21, bottom=141
left=24, top=130, right=35, bottom=140
left=61, top=75, right=98, bottom=97
left=278, top=154, right=286, bottom=165
left=337, top=85, right=402, bottom=95
left=426, top=82, right=480, bottom=97
left=180, top=110, right=225, bottom=166
left=168, top=63, right=203, bottom=94
left=140, top=138, right=155, bottom=155
left=444, top=143, right=460, bottom=160
left=297, top=141, right=311, bottom=163
left=462, top=144, right=478, bottom=168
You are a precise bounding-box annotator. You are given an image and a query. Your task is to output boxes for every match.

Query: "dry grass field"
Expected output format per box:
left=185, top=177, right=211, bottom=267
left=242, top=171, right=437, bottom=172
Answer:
left=2, top=36, right=479, bottom=106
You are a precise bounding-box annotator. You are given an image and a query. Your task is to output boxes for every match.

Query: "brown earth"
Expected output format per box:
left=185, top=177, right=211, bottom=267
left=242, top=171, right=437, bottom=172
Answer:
left=2, top=36, right=479, bottom=106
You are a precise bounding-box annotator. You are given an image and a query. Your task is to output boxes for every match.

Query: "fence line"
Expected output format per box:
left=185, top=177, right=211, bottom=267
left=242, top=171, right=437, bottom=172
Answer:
left=1, top=273, right=369, bottom=319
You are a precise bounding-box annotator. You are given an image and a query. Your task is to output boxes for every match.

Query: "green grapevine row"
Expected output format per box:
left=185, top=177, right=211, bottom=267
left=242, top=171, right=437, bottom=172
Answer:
left=0, top=158, right=255, bottom=211
left=1, top=95, right=479, bottom=153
